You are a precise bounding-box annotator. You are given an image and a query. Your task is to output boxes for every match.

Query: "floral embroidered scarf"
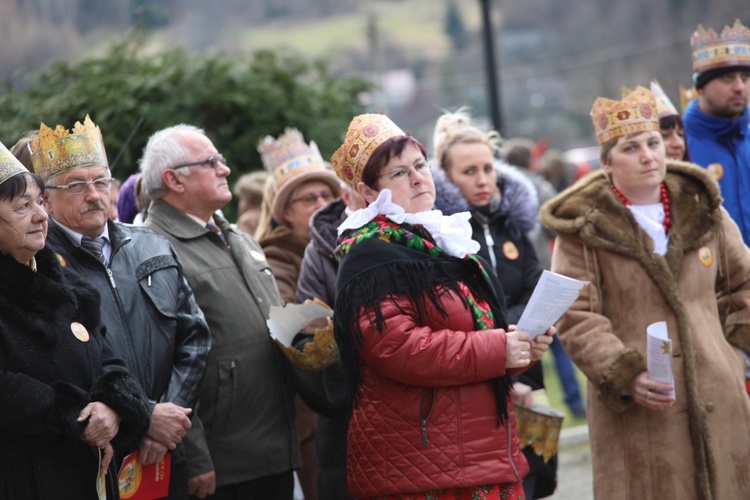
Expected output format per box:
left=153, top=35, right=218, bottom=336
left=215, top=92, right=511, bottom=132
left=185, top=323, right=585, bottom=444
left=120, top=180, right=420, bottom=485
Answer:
left=333, top=215, right=513, bottom=423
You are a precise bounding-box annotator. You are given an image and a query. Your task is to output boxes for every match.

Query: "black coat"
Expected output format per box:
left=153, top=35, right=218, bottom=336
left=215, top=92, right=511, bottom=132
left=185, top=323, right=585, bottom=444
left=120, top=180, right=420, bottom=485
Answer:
left=0, top=247, right=150, bottom=500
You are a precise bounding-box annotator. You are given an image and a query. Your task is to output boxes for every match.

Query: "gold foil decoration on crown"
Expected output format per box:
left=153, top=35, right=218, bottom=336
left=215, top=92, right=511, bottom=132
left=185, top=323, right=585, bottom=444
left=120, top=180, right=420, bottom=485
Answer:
left=690, top=19, right=750, bottom=73
left=257, top=128, right=326, bottom=189
left=331, top=114, right=405, bottom=190
left=0, top=141, right=28, bottom=185
left=29, top=114, right=108, bottom=181
left=590, top=86, right=659, bottom=145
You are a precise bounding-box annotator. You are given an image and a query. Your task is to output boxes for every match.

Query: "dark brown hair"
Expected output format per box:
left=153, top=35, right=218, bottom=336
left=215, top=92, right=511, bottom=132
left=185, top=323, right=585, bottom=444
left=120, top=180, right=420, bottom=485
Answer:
left=360, top=135, right=427, bottom=189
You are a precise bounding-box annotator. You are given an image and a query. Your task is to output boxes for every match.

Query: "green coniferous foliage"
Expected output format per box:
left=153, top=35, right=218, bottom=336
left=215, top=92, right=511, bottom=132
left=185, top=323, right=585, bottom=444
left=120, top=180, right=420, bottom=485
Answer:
left=0, top=32, right=371, bottom=215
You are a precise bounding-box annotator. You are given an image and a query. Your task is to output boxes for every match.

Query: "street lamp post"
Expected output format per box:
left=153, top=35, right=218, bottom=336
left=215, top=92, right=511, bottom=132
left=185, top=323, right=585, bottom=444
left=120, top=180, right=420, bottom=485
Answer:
left=479, top=0, right=503, bottom=135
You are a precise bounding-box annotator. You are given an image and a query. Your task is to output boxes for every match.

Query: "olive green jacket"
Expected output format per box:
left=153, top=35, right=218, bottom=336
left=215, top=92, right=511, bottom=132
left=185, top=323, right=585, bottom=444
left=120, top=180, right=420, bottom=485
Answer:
left=146, top=199, right=301, bottom=487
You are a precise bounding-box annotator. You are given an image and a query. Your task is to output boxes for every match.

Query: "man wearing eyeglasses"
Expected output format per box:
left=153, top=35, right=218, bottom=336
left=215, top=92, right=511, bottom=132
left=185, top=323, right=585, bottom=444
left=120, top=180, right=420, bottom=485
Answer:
left=28, top=116, right=211, bottom=500
left=139, top=124, right=301, bottom=500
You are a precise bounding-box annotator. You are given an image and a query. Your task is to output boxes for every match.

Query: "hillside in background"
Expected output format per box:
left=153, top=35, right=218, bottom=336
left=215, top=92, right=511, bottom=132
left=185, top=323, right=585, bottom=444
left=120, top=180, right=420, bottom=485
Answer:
left=2, top=0, right=749, bottom=150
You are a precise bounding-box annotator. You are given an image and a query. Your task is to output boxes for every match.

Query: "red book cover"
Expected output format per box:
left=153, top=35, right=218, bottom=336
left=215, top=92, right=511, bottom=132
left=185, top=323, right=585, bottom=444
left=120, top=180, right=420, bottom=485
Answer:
left=118, top=452, right=171, bottom=500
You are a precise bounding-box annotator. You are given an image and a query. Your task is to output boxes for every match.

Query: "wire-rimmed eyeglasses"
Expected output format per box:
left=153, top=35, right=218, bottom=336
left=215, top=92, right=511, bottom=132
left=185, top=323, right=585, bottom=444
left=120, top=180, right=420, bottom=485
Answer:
left=45, top=177, right=114, bottom=195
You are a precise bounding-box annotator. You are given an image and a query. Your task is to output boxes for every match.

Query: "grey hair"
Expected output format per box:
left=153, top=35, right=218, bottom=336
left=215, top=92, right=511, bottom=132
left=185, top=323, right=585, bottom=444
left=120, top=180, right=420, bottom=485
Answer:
left=139, top=124, right=206, bottom=199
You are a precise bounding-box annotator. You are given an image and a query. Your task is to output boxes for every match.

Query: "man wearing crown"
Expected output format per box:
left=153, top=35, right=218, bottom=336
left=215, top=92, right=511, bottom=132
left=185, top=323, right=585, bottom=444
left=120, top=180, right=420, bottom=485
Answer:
left=139, top=125, right=301, bottom=500
left=683, top=19, right=750, bottom=243
left=30, top=115, right=212, bottom=500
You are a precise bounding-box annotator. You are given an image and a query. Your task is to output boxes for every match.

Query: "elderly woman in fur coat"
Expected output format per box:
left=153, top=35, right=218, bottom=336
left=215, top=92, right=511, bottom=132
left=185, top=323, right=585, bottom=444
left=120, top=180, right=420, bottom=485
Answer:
left=540, top=87, right=750, bottom=500
left=0, top=151, right=150, bottom=500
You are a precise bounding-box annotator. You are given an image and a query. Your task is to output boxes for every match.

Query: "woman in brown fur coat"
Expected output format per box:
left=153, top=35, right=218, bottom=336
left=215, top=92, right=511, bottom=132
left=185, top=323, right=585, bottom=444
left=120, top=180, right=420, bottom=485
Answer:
left=540, top=87, right=750, bottom=500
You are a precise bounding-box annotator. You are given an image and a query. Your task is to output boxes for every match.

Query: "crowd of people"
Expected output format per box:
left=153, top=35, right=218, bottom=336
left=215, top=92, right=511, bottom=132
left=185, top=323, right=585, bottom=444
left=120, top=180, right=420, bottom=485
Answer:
left=1, top=18, right=749, bottom=500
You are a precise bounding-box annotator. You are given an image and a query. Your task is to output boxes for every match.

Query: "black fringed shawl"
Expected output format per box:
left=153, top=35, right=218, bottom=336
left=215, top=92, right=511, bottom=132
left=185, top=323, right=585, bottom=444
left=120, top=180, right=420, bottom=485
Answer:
left=333, top=215, right=514, bottom=423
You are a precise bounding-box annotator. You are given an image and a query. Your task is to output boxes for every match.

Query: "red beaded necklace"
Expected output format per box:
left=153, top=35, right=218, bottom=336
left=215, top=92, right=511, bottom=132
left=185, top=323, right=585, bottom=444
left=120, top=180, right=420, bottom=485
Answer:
left=610, top=182, right=671, bottom=234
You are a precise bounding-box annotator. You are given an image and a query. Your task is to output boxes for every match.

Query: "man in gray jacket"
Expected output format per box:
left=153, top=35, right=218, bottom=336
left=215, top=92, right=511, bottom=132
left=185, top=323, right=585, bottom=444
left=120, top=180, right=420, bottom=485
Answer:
left=30, top=115, right=211, bottom=500
left=140, top=124, right=301, bottom=500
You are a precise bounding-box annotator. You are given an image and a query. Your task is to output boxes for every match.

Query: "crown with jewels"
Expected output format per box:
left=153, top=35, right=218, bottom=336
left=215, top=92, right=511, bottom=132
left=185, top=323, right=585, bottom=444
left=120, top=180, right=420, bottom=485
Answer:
left=0, top=141, right=28, bottom=185
left=331, top=114, right=405, bottom=189
left=257, top=128, right=326, bottom=188
left=591, top=86, right=659, bottom=145
left=29, top=115, right=108, bottom=181
left=691, top=19, right=750, bottom=74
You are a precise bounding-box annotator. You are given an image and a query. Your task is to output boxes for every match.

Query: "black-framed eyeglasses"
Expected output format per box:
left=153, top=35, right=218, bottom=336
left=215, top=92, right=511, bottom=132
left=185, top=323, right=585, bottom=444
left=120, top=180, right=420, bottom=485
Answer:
left=45, top=177, right=114, bottom=195
left=171, top=154, right=227, bottom=170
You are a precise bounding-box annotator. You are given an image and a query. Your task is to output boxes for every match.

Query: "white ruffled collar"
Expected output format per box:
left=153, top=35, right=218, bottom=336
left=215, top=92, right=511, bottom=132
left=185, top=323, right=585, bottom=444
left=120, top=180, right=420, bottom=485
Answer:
left=337, top=189, right=480, bottom=258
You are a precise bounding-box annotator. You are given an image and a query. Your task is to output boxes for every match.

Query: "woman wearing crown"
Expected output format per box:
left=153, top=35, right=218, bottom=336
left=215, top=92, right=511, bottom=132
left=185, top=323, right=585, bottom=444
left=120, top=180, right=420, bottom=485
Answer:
left=541, top=87, right=750, bottom=499
left=331, top=114, right=554, bottom=499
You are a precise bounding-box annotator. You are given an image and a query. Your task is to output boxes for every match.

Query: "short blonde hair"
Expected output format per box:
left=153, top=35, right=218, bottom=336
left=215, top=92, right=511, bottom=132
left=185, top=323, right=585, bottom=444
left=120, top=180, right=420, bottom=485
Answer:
left=432, top=108, right=501, bottom=173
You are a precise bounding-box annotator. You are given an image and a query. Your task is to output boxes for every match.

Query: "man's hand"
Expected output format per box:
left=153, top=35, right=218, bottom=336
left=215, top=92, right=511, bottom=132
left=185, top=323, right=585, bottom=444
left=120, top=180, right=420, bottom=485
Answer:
left=148, top=402, right=192, bottom=450
left=188, top=470, right=217, bottom=499
left=78, top=402, right=122, bottom=448
left=139, top=437, right=169, bottom=465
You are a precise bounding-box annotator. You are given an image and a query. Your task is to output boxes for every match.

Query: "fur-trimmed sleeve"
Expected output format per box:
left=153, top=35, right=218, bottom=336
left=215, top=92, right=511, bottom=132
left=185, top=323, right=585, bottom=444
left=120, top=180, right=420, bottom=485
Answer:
left=551, top=232, right=646, bottom=412
left=91, top=360, right=151, bottom=452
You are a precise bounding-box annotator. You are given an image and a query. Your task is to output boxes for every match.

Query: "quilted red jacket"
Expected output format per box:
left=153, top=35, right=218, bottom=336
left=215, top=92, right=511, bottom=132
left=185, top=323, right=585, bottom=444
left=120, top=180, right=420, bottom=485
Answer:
left=346, top=288, right=530, bottom=498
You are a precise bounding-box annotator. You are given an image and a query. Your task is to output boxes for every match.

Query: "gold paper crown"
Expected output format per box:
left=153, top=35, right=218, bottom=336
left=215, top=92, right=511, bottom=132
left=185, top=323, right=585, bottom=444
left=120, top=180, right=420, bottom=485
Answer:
left=0, top=141, right=29, bottom=185
left=622, top=82, right=678, bottom=118
left=691, top=19, right=750, bottom=73
left=679, top=84, right=698, bottom=112
left=331, top=114, right=405, bottom=189
left=257, top=128, right=326, bottom=188
left=590, top=86, right=659, bottom=145
left=30, top=115, right=108, bottom=181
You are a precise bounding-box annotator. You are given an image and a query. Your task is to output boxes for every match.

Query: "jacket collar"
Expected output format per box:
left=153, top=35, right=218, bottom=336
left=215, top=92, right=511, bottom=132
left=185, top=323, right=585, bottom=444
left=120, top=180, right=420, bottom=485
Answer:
left=148, top=199, right=215, bottom=240
left=683, top=99, right=749, bottom=139
left=540, top=160, right=722, bottom=277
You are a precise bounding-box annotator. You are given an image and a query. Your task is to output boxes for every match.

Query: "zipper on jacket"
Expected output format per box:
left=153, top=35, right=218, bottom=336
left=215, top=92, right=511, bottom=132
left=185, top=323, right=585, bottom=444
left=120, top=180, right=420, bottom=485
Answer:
left=482, top=223, right=498, bottom=273
left=419, top=388, right=435, bottom=447
left=507, top=423, right=521, bottom=481
left=106, top=267, right=117, bottom=289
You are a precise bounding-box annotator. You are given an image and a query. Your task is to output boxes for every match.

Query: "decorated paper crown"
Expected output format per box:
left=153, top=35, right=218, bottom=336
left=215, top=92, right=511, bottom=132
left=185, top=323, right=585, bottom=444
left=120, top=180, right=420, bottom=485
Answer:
left=691, top=19, right=750, bottom=74
left=0, top=141, right=29, bottom=185
left=590, top=86, right=659, bottom=145
left=622, top=82, right=678, bottom=118
left=257, top=128, right=339, bottom=223
left=331, top=114, right=405, bottom=189
left=649, top=80, right=679, bottom=118
left=679, top=84, right=698, bottom=112
left=258, top=128, right=326, bottom=186
left=30, top=115, right=108, bottom=181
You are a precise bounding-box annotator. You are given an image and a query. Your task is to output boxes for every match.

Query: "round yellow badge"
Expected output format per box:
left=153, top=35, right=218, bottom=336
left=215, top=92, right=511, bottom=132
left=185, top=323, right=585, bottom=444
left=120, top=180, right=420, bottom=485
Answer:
left=55, top=253, right=67, bottom=267
left=698, top=246, right=713, bottom=267
left=118, top=458, right=143, bottom=499
left=70, top=322, right=90, bottom=342
left=706, top=163, right=724, bottom=181
left=502, top=241, right=519, bottom=260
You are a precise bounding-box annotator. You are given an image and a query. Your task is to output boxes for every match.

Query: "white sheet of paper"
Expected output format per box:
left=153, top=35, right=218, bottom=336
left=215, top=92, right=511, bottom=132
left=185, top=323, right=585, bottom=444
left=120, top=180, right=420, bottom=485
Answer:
left=647, top=321, right=675, bottom=397
left=267, top=303, right=333, bottom=347
left=515, top=270, right=589, bottom=339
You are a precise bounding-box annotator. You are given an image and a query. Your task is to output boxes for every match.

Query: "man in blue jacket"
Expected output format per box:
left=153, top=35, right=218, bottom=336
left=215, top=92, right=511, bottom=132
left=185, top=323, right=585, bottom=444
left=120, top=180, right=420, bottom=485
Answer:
left=683, top=20, right=750, bottom=243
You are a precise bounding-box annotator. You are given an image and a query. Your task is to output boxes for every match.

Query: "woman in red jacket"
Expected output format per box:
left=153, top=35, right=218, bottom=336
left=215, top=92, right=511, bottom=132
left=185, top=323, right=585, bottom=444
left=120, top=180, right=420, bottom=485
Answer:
left=331, top=114, right=554, bottom=500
